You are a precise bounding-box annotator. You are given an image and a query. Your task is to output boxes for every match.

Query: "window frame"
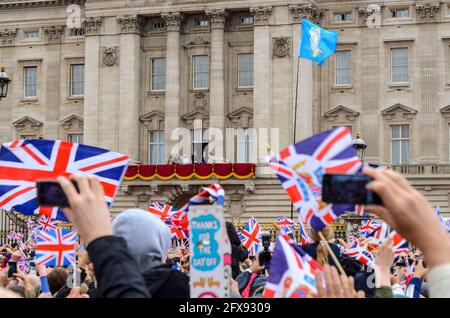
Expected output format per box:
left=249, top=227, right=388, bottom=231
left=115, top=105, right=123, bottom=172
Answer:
left=390, top=124, right=410, bottom=165
left=240, top=16, right=254, bottom=25
left=150, top=58, right=166, bottom=92
left=70, top=63, right=85, bottom=97
left=148, top=130, right=165, bottom=164
left=236, top=128, right=255, bottom=163
left=391, top=8, right=409, bottom=19
left=24, top=30, right=40, bottom=40
left=192, top=55, right=209, bottom=91
left=67, top=133, right=84, bottom=144
left=390, top=47, right=409, bottom=85
left=23, top=66, right=38, bottom=98
left=334, top=50, right=352, bottom=87
left=237, top=53, right=254, bottom=88
left=334, top=12, right=353, bottom=23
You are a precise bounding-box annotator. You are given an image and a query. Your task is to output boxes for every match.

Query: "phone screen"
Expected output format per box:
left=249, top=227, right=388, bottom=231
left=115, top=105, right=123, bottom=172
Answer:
left=36, top=180, right=78, bottom=208
left=8, top=262, right=17, bottom=278
left=322, top=173, right=383, bottom=205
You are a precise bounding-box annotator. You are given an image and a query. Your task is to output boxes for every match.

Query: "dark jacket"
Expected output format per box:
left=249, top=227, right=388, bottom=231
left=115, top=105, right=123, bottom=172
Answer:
left=87, top=236, right=150, bottom=298
left=226, top=222, right=249, bottom=279
left=141, top=262, right=190, bottom=298
left=302, top=242, right=342, bottom=267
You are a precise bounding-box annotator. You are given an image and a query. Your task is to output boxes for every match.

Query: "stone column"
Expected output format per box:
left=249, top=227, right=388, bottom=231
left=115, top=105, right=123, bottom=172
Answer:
left=117, top=15, right=142, bottom=162
left=162, top=12, right=183, bottom=160
left=250, top=6, right=272, bottom=163
left=206, top=9, right=227, bottom=162
left=83, top=17, right=103, bottom=147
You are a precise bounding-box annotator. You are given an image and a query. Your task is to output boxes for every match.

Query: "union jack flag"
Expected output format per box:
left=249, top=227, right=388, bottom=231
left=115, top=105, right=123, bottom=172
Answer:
left=7, top=231, right=23, bottom=241
left=264, top=234, right=322, bottom=298
left=347, top=232, right=358, bottom=247
left=436, top=206, right=450, bottom=232
left=298, top=219, right=312, bottom=246
left=26, top=218, right=35, bottom=229
left=18, top=255, right=30, bottom=273
left=268, top=127, right=361, bottom=232
left=344, top=244, right=375, bottom=269
left=38, top=215, right=59, bottom=231
left=35, top=228, right=77, bottom=267
left=0, top=139, right=130, bottom=221
left=277, top=217, right=297, bottom=241
left=358, top=219, right=379, bottom=236
left=239, top=217, right=262, bottom=256
left=391, top=231, right=409, bottom=256
left=148, top=202, right=175, bottom=221
left=355, top=204, right=365, bottom=216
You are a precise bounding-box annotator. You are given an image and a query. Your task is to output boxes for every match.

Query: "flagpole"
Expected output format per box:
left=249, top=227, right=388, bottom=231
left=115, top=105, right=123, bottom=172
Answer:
left=318, top=231, right=346, bottom=275
left=291, top=56, right=301, bottom=221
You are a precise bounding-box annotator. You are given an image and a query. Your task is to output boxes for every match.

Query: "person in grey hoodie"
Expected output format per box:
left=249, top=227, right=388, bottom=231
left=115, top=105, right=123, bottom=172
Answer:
left=112, top=209, right=190, bottom=298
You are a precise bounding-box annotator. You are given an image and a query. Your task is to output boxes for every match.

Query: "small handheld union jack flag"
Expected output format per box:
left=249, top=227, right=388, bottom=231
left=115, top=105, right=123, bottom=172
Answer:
left=148, top=202, right=175, bottom=220
left=38, top=215, right=59, bottom=231
left=268, top=127, right=361, bottom=232
left=358, top=219, right=379, bottom=236
left=35, top=228, right=77, bottom=267
left=264, top=234, right=322, bottom=298
left=0, top=139, right=130, bottom=221
left=239, top=216, right=262, bottom=256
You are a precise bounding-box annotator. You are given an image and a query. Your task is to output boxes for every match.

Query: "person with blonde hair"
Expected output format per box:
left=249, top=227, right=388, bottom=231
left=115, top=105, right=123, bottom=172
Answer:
left=302, top=225, right=341, bottom=267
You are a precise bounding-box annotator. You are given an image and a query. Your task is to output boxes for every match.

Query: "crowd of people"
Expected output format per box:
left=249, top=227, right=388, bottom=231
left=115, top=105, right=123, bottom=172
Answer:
left=1, top=167, right=450, bottom=298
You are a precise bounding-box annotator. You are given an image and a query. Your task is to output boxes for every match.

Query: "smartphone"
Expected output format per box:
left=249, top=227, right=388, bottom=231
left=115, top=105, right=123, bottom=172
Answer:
left=8, top=262, right=17, bottom=278
left=322, top=173, right=383, bottom=205
left=36, top=180, right=79, bottom=208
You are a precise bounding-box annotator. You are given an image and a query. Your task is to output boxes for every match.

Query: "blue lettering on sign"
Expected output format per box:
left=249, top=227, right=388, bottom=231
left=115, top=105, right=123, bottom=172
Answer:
left=191, top=214, right=221, bottom=272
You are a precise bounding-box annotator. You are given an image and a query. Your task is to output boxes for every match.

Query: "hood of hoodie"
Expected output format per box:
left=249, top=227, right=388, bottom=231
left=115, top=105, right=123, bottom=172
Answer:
left=112, top=208, right=172, bottom=267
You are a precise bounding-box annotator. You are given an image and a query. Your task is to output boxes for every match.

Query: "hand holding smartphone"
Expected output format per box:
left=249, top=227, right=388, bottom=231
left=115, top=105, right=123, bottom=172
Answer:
left=322, top=173, right=383, bottom=205
left=36, top=180, right=79, bottom=208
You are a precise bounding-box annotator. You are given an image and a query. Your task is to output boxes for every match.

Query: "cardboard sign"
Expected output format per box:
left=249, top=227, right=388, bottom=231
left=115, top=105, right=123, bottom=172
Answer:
left=189, top=205, right=231, bottom=298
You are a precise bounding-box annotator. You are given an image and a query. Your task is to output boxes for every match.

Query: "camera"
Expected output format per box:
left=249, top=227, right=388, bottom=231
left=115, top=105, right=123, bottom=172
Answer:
left=258, top=232, right=272, bottom=269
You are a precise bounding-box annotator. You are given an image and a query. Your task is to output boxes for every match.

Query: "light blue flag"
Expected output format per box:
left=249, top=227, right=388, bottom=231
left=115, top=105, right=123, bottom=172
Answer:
left=299, top=18, right=338, bottom=65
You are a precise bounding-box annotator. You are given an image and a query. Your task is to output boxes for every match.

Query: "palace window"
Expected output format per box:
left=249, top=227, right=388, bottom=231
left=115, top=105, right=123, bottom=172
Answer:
left=153, top=20, right=165, bottom=30
left=20, top=135, right=37, bottom=140
left=151, top=58, right=166, bottom=91
left=149, top=131, right=165, bottom=164
left=69, top=28, right=85, bottom=37
left=238, top=53, right=254, bottom=88
left=241, top=16, right=254, bottom=25
left=392, top=9, right=409, bottom=18
left=193, top=55, right=209, bottom=90
left=195, top=19, right=209, bottom=28
left=191, top=129, right=209, bottom=164
left=391, top=125, right=409, bottom=165
left=23, top=66, right=37, bottom=98
left=391, top=48, right=409, bottom=83
left=335, top=51, right=352, bottom=86
left=24, top=31, right=39, bottom=39
left=236, top=128, right=254, bottom=163
left=68, top=134, right=84, bottom=144
left=334, top=12, right=352, bottom=22
left=70, top=64, right=84, bottom=96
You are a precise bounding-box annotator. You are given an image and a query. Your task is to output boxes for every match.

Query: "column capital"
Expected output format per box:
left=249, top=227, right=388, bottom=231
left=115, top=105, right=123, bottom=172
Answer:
left=83, top=17, right=103, bottom=36
left=0, top=28, right=18, bottom=46
left=205, top=8, right=228, bottom=29
left=161, top=11, right=184, bottom=32
left=117, top=15, right=144, bottom=35
left=289, top=3, right=324, bottom=24
left=250, top=6, right=273, bottom=26
left=43, top=26, right=65, bottom=41
left=415, top=2, right=440, bottom=22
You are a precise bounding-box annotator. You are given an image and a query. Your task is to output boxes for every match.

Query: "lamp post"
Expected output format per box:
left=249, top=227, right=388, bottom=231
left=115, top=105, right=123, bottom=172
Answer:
left=0, top=66, right=11, bottom=100
left=352, top=133, right=367, bottom=162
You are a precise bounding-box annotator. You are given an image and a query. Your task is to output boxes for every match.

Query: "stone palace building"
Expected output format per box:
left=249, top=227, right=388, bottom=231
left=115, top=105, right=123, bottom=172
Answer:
left=1, top=0, right=450, bottom=231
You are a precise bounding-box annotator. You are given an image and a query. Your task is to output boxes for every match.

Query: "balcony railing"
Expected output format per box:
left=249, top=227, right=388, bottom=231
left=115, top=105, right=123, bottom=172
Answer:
left=391, top=164, right=450, bottom=175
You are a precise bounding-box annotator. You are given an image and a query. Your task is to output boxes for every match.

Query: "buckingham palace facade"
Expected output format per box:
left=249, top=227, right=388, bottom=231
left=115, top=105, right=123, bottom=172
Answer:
left=2, top=0, right=450, bottom=224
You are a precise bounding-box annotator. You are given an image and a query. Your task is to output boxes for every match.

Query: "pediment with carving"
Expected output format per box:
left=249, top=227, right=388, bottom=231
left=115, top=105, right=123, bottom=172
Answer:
left=140, top=110, right=165, bottom=130
left=227, top=107, right=253, bottom=128
left=182, top=108, right=209, bottom=128
left=323, top=105, right=360, bottom=122
left=12, top=116, right=43, bottom=131
left=59, top=114, right=83, bottom=130
left=381, top=103, right=417, bottom=120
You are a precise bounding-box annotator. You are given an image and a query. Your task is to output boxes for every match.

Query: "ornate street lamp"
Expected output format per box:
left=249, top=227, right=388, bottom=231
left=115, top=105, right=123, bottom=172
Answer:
left=352, top=133, right=367, bottom=161
left=0, top=66, right=11, bottom=100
